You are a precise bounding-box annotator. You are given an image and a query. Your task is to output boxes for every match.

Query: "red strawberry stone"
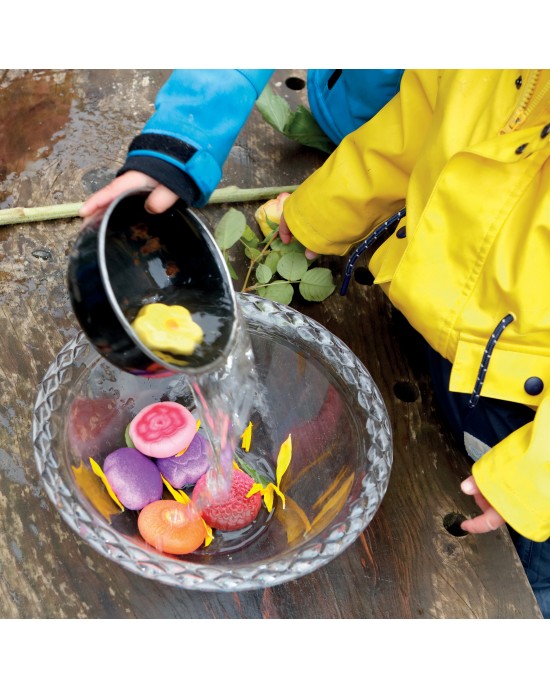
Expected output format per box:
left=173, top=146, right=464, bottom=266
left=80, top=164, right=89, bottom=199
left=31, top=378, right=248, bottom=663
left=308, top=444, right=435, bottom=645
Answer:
left=192, top=468, right=262, bottom=531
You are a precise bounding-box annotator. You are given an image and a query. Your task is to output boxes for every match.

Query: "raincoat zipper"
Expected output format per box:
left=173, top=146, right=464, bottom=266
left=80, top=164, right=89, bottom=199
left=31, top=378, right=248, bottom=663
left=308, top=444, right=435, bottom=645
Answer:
left=502, top=70, right=550, bottom=132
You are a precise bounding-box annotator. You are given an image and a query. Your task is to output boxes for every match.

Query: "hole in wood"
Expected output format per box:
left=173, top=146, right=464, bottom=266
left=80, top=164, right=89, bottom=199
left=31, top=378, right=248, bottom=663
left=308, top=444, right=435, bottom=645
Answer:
left=393, top=380, right=419, bottom=402
left=443, top=512, right=468, bottom=537
left=354, top=267, right=374, bottom=285
left=285, top=76, right=306, bottom=91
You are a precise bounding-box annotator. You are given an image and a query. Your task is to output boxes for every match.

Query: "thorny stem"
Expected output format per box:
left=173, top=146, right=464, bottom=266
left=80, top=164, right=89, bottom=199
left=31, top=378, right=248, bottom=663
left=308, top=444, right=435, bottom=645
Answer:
left=241, top=229, right=282, bottom=293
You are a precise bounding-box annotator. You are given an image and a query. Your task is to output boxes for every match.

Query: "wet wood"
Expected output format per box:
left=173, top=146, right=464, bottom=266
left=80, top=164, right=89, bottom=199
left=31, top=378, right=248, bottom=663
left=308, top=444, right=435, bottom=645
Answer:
left=0, top=69, right=542, bottom=618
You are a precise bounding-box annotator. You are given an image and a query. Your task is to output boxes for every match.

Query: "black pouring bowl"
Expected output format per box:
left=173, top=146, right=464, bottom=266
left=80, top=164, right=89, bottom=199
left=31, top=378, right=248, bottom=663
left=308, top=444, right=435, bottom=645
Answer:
left=67, top=188, right=238, bottom=377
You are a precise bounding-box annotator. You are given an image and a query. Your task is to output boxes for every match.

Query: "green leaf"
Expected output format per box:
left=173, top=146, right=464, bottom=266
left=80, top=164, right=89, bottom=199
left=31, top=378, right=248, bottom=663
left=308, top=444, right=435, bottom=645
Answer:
left=235, top=454, right=270, bottom=487
left=256, top=84, right=334, bottom=154
left=299, top=267, right=336, bottom=302
left=276, top=252, right=308, bottom=281
left=264, top=251, right=280, bottom=273
left=259, top=228, right=278, bottom=245
left=258, top=282, right=295, bottom=305
left=214, top=208, right=247, bottom=249
left=270, top=237, right=303, bottom=255
left=241, top=224, right=260, bottom=249
left=256, top=84, right=292, bottom=133
left=283, top=106, right=335, bottom=154
left=244, top=245, right=262, bottom=261
left=255, top=263, right=273, bottom=284
left=269, top=237, right=286, bottom=252
left=224, top=257, right=239, bottom=281
left=265, top=216, right=280, bottom=231
left=286, top=239, right=308, bottom=253
left=279, top=242, right=299, bottom=255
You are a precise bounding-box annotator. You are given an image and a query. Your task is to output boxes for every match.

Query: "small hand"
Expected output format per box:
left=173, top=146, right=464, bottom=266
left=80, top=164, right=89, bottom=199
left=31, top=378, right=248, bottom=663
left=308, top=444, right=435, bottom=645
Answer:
left=279, top=213, right=318, bottom=261
left=79, top=170, right=179, bottom=219
left=459, top=475, right=505, bottom=533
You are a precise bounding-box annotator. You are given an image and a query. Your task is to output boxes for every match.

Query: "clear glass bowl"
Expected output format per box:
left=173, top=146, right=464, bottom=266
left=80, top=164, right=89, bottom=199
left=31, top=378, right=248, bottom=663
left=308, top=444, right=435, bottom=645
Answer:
left=32, top=294, right=392, bottom=591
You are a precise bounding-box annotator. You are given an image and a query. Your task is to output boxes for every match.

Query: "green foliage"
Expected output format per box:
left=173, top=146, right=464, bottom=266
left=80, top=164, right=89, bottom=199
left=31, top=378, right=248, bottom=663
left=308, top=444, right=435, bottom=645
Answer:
left=299, top=267, right=336, bottom=301
left=235, top=454, right=270, bottom=487
left=214, top=207, right=247, bottom=249
left=213, top=208, right=336, bottom=306
left=256, top=85, right=335, bottom=155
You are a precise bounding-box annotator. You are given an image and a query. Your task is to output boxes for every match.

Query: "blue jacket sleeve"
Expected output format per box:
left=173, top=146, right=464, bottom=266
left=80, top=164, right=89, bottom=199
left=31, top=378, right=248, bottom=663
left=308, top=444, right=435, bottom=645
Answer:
left=118, top=69, right=273, bottom=206
left=307, top=69, right=404, bottom=144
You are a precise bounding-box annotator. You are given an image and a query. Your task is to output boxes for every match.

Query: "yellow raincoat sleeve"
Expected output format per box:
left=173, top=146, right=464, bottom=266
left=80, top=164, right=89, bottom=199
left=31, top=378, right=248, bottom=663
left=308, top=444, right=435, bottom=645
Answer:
left=283, top=69, right=442, bottom=256
left=473, top=395, right=550, bottom=542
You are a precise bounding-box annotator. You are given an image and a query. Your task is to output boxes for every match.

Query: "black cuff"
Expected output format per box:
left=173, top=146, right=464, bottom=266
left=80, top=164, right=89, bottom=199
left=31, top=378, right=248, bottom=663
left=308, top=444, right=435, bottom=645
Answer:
left=117, top=156, right=200, bottom=207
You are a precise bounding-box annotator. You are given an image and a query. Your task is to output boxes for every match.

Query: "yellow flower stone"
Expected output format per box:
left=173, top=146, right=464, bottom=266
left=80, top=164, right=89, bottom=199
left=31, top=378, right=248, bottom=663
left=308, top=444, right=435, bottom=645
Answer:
left=132, top=303, right=204, bottom=356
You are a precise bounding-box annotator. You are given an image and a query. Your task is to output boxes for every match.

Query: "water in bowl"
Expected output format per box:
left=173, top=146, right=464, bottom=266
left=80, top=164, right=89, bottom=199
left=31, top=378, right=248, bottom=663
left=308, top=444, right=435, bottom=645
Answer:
left=187, top=304, right=268, bottom=506
left=34, top=293, right=392, bottom=589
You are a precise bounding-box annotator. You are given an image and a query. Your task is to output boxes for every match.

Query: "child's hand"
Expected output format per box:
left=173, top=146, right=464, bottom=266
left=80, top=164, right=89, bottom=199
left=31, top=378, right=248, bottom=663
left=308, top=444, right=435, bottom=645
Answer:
left=459, top=476, right=506, bottom=533
left=79, top=171, right=179, bottom=219
left=279, top=213, right=318, bottom=261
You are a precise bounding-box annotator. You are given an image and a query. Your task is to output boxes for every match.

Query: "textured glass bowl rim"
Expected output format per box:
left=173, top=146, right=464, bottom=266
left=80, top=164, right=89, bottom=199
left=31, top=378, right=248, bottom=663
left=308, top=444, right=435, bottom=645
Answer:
left=32, top=293, right=393, bottom=592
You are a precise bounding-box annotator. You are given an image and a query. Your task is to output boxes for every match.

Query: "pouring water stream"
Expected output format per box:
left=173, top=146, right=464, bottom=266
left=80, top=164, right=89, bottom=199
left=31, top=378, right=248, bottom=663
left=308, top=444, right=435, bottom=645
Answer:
left=187, top=307, right=261, bottom=506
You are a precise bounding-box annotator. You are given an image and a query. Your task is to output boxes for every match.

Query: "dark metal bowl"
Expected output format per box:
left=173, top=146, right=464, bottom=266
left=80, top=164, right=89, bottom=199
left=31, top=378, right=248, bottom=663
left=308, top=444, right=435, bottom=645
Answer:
left=67, top=188, right=237, bottom=377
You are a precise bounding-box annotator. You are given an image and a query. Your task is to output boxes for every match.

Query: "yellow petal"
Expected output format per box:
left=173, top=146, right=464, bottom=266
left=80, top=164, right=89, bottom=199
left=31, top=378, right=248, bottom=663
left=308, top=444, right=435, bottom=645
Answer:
left=241, top=421, right=253, bottom=452
left=89, top=457, right=124, bottom=511
left=262, top=484, right=275, bottom=513
left=246, top=482, right=264, bottom=498
left=271, top=483, right=286, bottom=510
left=161, top=474, right=190, bottom=504
left=311, top=472, right=354, bottom=532
left=203, top=522, right=214, bottom=547
left=72, top=461, right=122, bottom=520
left=275, top=495, right=311, bottom=544
left=275, top=434, right=292, bottom=487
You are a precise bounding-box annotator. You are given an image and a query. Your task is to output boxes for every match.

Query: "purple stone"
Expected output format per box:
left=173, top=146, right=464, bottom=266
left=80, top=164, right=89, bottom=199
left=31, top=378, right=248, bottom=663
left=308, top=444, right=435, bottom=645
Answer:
left=103, top=447, right=162, bottom=510
left=155, top=432, right=210, bottom=488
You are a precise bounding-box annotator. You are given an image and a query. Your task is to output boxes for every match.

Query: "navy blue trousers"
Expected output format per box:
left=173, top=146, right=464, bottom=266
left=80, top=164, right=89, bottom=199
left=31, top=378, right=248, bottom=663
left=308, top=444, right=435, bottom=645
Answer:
left=428, top=346, right=550, bottom=618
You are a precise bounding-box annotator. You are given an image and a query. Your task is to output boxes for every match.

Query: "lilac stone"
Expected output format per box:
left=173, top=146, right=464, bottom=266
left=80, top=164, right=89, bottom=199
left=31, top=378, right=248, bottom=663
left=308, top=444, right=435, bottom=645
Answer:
left=155, top=432, right=209, bottom=488
left=103, top=447, right=162, bottom=510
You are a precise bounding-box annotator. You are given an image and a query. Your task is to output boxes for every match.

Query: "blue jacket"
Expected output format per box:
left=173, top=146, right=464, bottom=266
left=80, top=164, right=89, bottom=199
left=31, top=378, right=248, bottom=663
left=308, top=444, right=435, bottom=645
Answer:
left=118, top=69, right=403, bottom=206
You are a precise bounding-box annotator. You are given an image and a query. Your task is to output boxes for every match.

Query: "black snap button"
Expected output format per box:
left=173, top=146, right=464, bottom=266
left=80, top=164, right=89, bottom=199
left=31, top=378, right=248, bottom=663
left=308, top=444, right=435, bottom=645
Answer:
left=524, top=377, right=544, bottom=395
left=541, top=123, right=550, bottom=138
left=515, top=143, right=528, bottom=154
left=515, top=76, right=522, bottom=89
left=396, top=226, right=407, bottom=239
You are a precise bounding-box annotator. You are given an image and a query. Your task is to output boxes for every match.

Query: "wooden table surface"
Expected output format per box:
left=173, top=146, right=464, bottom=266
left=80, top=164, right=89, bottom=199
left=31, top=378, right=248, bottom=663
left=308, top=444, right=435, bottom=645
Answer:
left=0, top=69, right=542, bottom=618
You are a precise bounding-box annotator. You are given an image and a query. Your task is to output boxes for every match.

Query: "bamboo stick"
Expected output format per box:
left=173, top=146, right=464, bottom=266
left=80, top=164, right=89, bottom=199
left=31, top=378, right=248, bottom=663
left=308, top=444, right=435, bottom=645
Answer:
left=0, top=185, right=299, bottom=227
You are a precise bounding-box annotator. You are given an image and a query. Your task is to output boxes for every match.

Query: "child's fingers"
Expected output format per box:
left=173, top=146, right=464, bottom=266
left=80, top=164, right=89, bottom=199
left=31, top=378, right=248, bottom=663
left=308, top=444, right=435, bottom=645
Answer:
left=79, top=172, right=156, bottom=218
left=143, top=185, right=179, bottom=214
left=460, top=508, right=505, bottom=534
left=278, top=214, right=293, bottom=243
left=460, top=475, right=479, bottom=496
left=460, top=475, right=505, bottom=533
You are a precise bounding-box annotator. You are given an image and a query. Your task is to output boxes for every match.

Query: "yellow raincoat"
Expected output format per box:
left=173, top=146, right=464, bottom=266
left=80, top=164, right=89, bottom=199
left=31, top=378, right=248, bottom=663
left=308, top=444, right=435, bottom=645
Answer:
left=284, top=69, right=550, bottom=542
